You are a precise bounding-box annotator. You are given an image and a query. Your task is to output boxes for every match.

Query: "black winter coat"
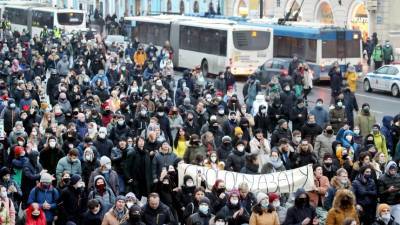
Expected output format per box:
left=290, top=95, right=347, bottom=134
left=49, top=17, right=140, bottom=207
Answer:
left=109, top=124, right=132, bottom=145
left=57, top=185, right=88, bottom=225
left=93, top=138, right=114, bottom=157
left=352, top=175, right=377, bottom=208
left=216, top=204, right=250, bottom=225
left=39, top=147, right=64, bottom=175
left=142, top=202, right=177, bottom=225
left=270, top=128, right=292, bottom=148
left=267, top=104, right=284, bottom=132
left=186, top=212, right=212, bottom=225
left=225, top=149, right=246, bottom=172
left=290, top=106, right=308, bottom=131
left=300, top=123, right=323, bottom=145
left=124, top=148, right=152, bottom=197
left=81, top=201, right=107, bottom=225
left=280, top=91, right=297, bottom=118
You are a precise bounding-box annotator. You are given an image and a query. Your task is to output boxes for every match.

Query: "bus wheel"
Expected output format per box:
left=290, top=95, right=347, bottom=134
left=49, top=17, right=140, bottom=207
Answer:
left=201, top=59, right=209, bottom=77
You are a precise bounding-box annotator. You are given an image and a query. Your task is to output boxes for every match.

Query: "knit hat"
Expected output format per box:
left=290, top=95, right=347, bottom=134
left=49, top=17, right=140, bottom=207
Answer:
left=323, top=153, right=333, bottom=161
left=256, top=192, right=268, bottom=204
left=14, top=146, right=25, bottom=157
left=40, top=173, right=53, bottom=183
left=228, top=189, right=240, bottom=199
left=15, top=121, right=23, bottom=127
left=222, top=136, right=232, bottom=143
left=278, top=119, right=287, bottom=126
left=126, top=192, right=137, bottom=201
left=377, top=203, right=390, bottom=214
left=100, top=156, right=111, bottom=166
left=234, top=127, right=243, bottom=136
left=268, top=192, right=279, bottom=203
left=199, top=197, right=210, bottom=206
left=70, top=174, right=81, bottom=185
left=116, top=195, right=126, bottom=202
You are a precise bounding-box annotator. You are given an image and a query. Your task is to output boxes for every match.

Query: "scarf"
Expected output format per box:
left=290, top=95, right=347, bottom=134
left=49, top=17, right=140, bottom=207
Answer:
left=114, top=208, right=126, bottom=221
left=269, top=158, right=283, bottom=169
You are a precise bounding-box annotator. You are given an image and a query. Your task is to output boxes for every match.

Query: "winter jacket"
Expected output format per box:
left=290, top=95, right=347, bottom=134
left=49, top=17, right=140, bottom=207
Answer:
left=344, top=71, right=358, bottom=93
left=152, top=151, right=178, bottom=180
left=56, top=59, right=70, bottom=76
left=280, top=91, right=297, bottom=118
left=124, top=148, right=152, bottom=196
left=225, top=149, right=246, bottom=172
left=27, top=186, right=59, bottom=222
left=142, top=202, right=177, bottom=225
left=355, top=111, right=376, bottom=137
left=308, top=175, right=330, bottom=207
left=183, top=144, right=207, bottom=164
left=270, top=127, right=292, bottom=148
left=381, top=116, right=394, bottom=151
left=343, top=90, right=359, bottom=127
left=300, top=122, right=323, bottom=145
left=216, top=203, right=250, bottom=225
left=329, top=107, right=347, bottom=132
left=372, top=46, right=384, bottom=62
left=94, top=137, right=114, bottom=157
left=249, top=210, right=280, bottom=225
left=186, top=212, right=212, bottom=225
left=314, top=133, right=336, bottom=161
left=88, top=168, right=119, bottom=196
left=57, top=185, right=88, bottom=224
left=110, top=146, right=131, bottom=175
left=39, top=148, right=64, bottom=175
left=352, top=175, right=377, bottom=208
left=378, top=161, right=400, bottom=205
left=217, top=143, right=233, bottom=162
left=294, top=145, right=317, bottom=168
left=22, top=153, right=43, bottom=200
left=55, top=156, right=82, bottom=182
left=283, top=188, right=317, bottom=225
left=101, top=207, right=129, bottom=225
left=290, top=106, right=308, bottom=131
left=324, top=176, right=352, bottom=210
left=372, top=217, right=399, bottom=225
left=81, top=201, right=107, bottom=225
left=310, top=106, right=329, bottom=129
left=326, top=190, right=359, bottom=225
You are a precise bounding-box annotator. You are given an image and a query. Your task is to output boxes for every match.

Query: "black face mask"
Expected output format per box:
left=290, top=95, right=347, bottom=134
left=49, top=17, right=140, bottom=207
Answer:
left=326, top=129, right=334, bottom=135
left=217, top=187, right=226, bottom=194
left=324, top=162, right=332, bottom=167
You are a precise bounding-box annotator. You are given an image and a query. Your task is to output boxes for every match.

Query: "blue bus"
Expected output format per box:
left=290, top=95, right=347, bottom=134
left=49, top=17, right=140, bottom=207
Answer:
left=240, top=19, right=363, bottom=80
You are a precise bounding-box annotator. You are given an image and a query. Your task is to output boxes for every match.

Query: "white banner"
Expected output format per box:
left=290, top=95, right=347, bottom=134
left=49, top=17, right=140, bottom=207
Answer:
left=178, top=163, right=314, bottom=194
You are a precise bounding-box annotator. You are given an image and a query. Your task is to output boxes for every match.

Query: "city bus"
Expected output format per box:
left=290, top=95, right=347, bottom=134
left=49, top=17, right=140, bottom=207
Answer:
left=124, top=15, right=273, bottom=76
left=243, top=19, right=363, bottom=80
left=2, top=5, right=87, bottom=36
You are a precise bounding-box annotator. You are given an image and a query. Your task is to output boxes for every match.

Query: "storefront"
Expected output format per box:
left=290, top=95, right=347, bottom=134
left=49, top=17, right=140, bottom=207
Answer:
left=234, top=0, right=260, bottom=18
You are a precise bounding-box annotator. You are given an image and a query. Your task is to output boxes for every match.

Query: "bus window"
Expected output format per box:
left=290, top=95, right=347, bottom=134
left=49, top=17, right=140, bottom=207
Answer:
left=232, top=31, right=270, bottom=51
left=57, top=12, right=83, bottom=25
left=274, top=36, right=317, bottom=62
left=323, top=39, right=361, bottom=59
left=32, top=11, right=54, bottom=29
left=4, top=8, right=27, bottom=25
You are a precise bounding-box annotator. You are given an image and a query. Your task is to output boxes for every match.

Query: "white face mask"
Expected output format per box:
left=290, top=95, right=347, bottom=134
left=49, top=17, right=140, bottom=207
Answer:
left=49, top=141, right=56, bottom=148
left=218, top=109, right=224, bottom=115
left=18, top=141, right=24, bottom=146
left=230, top=199, right=239, bottom=205
left=216, top=222, right=225, bottom=225
left=346, top=136, right=352, bottom=142
left=105, top=164, right=112, bottom=170
left=273, top=200, right=280, bottom=208
left=0, top=191, right=7, bottom=198
left=294, top=137, right=301, bottom=143
left=381, top=213, right=391, bottom=221
left=353, top=129, right=360, bottom=135
left=211, top=156, right=217, bottom=162
left=118, top=120, right=124, bottom=125
left=85, top=154, right=93, bottom=161
left=186, top=181, right=194, bottom=187
left=126, top=202, right=133, bottom=209
left=237, top=146, right=245, bottom=152
left=261, top=109, right=267, bottom=114
left=98, top=133, right=106, bottom=139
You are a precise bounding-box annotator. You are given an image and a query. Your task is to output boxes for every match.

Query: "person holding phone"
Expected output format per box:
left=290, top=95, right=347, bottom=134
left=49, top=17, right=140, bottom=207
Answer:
left=378, top=161, right=400, bottom=223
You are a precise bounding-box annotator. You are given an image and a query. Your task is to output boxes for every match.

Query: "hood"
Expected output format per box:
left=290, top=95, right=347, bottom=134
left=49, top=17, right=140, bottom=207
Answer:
left=385, top=161, right=397, bottom=175
left=294, top=188, right=306, bottom=199
left=332, top=189, right=356, bottom=210
left=341, top=130, right=354, bottom=148
left=382, top=116, right=394, bottom=128
left=94, top=175, right=108, bottom=187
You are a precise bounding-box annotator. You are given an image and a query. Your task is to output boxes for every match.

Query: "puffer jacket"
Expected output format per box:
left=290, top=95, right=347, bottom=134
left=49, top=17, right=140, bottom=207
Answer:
left=378, top=161, right=400, bottom=205
left=329, top=107, right=347, bottom=132
left=152, top=150, right=178, bottom=180
left=183, top=144, right=206, bottom=164
left=55, top=156, right=82, bottom=182
left=326, top=189, right=359, bottom=225
left=355, top=111, right=376, bottom=137
left=225, top=149, right=246, bottom=172
left=314, top=133, right=336, bottom=161
left=352, top=174, right=377, bottom=208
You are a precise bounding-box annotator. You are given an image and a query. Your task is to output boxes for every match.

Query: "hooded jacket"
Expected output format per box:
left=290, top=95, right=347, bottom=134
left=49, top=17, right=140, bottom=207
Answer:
left=88, top=168, right=119, bottom=196
left=326, top=189, right=359, bottom=225
left=283, top=188, right=316, bottom=225
left=142, top=202, right=176, bottom=225
left=378, top=161, right=400, bottom=205
left=381, top=116, right=394, bottom=151
left=88, top=175, right=116, bottom=211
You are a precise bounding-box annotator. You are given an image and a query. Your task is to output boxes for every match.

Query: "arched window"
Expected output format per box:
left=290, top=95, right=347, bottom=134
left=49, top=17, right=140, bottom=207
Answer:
left=316, top=1, right=334, bottom=24
left=180, top=0, right=185, bottom=14
left=193, top=1, right=199, bottom=13
left=167, top=0, right=172, bottom=12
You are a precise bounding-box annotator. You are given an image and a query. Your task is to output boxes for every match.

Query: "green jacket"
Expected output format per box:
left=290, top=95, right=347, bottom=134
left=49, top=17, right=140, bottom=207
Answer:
left=355, top=112, right=376, bottom=137
left=372, top=46, right=383, bottom=61
left=383, top=45, right=394, bottom=61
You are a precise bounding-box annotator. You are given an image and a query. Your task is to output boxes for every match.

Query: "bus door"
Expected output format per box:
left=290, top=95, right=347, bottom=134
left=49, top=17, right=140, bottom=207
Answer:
left=170, top=22, right=180, bottom=67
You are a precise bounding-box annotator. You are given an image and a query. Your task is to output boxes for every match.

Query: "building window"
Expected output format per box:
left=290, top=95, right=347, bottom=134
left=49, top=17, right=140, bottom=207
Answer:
left=277, top=0, right=281, bottom=7
left=193, top=1, right=199, bottom=13
left=167, top=0, right=172, bottom=12
left=180, top=0, right=185, bottom=14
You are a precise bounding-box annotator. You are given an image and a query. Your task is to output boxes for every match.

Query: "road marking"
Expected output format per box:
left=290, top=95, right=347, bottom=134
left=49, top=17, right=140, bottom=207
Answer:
left=371, top=110, right=383, bottom=114
left=312, top=86, right=400, bottom=103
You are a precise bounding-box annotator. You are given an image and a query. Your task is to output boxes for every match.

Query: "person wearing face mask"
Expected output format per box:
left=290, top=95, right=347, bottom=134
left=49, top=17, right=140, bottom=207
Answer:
left=249, top=192, right=279, bottom=225
left=340, top=130, right=360, bottom=161
left=88, top=156, right=119, bottom=195
left=270, top=119, right=292, bottom=148
left=326, top=189, right=359, bottom=225
left=329, top=99, right=347, bottom=132
left=254, top=104, right=269, bottom=137
left=371, top=124, right=389, bottom=158
left=321, top=154, right=338, bottom=180
left=186, top=197, right=213, bottom=225
left=121, top=204, right=146, bottom=225
left=328, top=63, right=343, bottom=102
left=280, top=83, right=297, bottom=121
left=225, top=141, right=247, bottom=172
left=290, top=98, right=308, bottom=132
left=184, top=134, right=206, bottom=164
left=244, top=75, right=261, bottom=113
left=27, top=173, right=59, bottom=225
left=22, top=150, right=44, bottom=207
left=372, top=204, right=397, bottom=225
left=22, top=202, right=46, bottom=225
left=88, top=175, right=115, bottom=212
left=57, top=171, right=71, bottom=191
left=352, top=165, right=377, bottom=225
left=204, top=151, right=225, bottom=170
left=240, top=153, right=260, bottom=175
left=310, top=99, right=329, bottom=129
left=216, top=189, right=250, bottom=225
left=216, top=136, right=233, bottom=162
left=109, top=115, right=131, bottom=145
left=284, top=188, right=318, bottom=225
left=55, top=149, right=81, bottom=183
left=81, top=147, right=100, bottom=186
left=8, top=121, right=28, bottom=146
left=378, top=162, right=400, bottom=222
left=324, top=168, right=351, bottom=210
left=39, top=136, right=64, bottom=176
left=0, top=98, right=20, bottom=135
left=93, top=127, right=114, bottom=157
left=262, top=150, right=286, bottom=174
left=314, top=125, right=336, bottom=164
left=355, top=103, right=376, bottom=137
left=301, top=114, right=323, bottom=146
left=82, top=199, right=106, bottom=225
left=0, top=167, right=21, bottom=211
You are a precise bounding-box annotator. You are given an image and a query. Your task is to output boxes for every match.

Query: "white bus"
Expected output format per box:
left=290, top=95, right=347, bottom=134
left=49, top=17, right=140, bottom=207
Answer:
left=125, top=15, right=273, bottom=76
left=3, top=5, right=87, bottom=36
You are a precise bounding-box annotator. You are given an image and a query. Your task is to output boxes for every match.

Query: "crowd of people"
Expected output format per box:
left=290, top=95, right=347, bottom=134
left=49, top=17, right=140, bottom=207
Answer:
left=0, top=23, right=399, bottom=225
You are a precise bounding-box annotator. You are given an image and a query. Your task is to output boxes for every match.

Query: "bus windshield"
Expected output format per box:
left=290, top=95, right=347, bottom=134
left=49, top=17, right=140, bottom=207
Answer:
left=57, top=12, right=84, bottom=25
left=233, top=31, right=270, bottom=51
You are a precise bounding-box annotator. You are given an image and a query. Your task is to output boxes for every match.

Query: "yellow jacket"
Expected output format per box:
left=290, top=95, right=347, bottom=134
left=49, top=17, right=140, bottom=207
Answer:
left=133, top=51, right=147, bottom=66
left=345, top=72, right=357, bottom=92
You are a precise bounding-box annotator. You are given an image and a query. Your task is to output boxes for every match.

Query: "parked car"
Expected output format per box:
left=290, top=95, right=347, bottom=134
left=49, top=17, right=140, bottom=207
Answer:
left=363, top=64, right=400, bottom=97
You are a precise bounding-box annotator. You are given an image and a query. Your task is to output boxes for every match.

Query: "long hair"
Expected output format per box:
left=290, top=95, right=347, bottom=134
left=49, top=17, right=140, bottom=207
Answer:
left=252, top=203, right=275, bottom=215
